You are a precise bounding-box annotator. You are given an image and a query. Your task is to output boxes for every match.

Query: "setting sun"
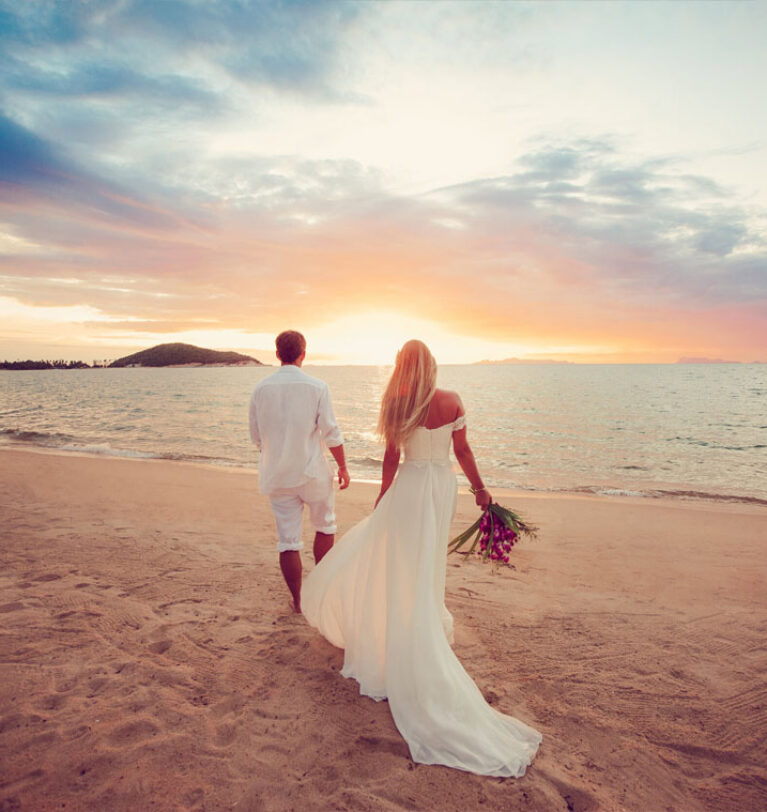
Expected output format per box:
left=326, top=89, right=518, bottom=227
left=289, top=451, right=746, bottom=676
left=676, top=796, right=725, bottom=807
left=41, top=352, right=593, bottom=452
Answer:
left=306, top=311, right=536, bottom=365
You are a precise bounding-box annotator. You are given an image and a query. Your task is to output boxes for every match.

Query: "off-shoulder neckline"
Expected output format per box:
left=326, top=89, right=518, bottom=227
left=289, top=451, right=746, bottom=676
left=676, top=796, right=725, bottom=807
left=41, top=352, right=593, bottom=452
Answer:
left=414, top=415, right=465, bottom=432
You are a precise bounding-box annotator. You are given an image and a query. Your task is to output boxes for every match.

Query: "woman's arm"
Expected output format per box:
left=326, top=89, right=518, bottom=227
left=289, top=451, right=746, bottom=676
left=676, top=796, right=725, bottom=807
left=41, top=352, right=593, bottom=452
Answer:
left=452, top=423, right=492, bottom=509
left=375, top=441, right=401, bottom=507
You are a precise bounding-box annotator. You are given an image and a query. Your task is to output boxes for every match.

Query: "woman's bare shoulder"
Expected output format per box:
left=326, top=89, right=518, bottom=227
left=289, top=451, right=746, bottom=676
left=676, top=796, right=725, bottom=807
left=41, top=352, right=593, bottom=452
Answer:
left=433, top=389, right=464, bottom=416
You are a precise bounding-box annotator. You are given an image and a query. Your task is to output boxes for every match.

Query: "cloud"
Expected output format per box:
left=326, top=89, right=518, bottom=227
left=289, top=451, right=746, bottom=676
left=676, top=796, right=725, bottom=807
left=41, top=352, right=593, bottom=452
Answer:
left=4, top=57, right=223, bottom=111
left=0, top=0, right=94, bottom=47
left=0, top=114, right=185, bottom=231
left=2, top=129, right=765, bottom=363
left=439, top=143, right=766, bottom=308
left=0, top=0, right=363, bottom=100
left=0, top=0, right=765, bottom=361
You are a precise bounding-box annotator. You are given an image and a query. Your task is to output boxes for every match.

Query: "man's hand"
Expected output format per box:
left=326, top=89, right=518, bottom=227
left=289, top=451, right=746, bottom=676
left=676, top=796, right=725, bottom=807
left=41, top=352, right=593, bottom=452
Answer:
left=329, top=444, right=349, bottom=489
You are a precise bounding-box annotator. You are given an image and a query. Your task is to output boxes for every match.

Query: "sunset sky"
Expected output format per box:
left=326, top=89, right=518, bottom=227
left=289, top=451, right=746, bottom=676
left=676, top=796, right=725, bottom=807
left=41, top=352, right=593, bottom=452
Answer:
left=1, top=0, right=765, bottom=364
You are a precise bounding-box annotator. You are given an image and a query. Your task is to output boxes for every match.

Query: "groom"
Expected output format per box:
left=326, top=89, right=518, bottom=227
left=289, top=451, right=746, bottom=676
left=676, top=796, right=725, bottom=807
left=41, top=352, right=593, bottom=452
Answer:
left=249, top=330, right=350, bottom=612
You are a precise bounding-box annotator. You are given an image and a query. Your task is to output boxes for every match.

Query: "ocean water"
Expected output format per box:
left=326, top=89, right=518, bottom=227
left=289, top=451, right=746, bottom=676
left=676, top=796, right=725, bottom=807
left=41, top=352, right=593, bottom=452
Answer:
left=1, top=364, right=766, bottom=505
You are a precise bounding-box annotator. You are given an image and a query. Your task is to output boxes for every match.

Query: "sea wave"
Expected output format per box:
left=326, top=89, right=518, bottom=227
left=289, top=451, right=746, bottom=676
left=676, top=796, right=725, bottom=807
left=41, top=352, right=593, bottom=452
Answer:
left=2, top=434, right=764, bottom=507
left=0, top=429, right=244, bottom=468
left=2, top=361, right=766, bottom=509
left=0, top=405, right=43, bottom=418
left=348, top=455, right=384, bottom=469
left=60, top=443, right=156, bottom=459
left=566, top=484, right=767, bottom=507
left=0, top=428, right=77, bottom=446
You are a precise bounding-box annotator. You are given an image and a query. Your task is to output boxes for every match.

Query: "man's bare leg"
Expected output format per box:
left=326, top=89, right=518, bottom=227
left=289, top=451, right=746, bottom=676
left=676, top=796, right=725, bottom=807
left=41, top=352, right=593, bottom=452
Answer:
left=279, top=550, right=302, bottom=612
left=314, top=531, right=334, bottom=564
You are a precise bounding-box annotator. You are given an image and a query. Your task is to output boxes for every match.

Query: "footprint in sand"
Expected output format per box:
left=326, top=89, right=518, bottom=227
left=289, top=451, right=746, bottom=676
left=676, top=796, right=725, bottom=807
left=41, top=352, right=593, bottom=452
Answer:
left=147, top=639, right=172, bottom=655
left=0, top=768, right=45, bottom=796
left=355, top=734, right=409, bottom=758
left=0, top=713, right=24, bottom=735
left=65, top=724, right=92, bottom=740
left=86, top=676, right=111, bottom=698
left=35, top=694, right=67, bottom=712
left=0, top=602, right=24, bottom=613
left=182, top=788, right=205, bottom=809
left=107, top=719, right=159, bottom=746
left=210, top=695, right=246, bottom=719
left=542, top=772, right=600, bottom=812
left=33, top=573, right=62, bottom=582
left=214, top=722, right=237, bottom=747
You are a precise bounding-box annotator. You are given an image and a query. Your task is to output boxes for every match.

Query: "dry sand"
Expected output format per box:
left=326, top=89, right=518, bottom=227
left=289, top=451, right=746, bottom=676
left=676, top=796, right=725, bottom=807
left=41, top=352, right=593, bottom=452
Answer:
left=1, top=448, right=765, bottom=811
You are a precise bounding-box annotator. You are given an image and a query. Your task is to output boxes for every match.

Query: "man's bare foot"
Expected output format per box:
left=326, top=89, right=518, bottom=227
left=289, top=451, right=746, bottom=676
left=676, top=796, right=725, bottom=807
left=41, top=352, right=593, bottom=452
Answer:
left=290, top=598, right=301, bottom=613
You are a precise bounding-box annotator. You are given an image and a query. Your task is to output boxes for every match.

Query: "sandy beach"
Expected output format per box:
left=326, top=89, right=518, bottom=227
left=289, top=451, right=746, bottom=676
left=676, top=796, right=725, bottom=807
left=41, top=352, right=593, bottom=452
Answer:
left=1, top=448, right=765, bottom=811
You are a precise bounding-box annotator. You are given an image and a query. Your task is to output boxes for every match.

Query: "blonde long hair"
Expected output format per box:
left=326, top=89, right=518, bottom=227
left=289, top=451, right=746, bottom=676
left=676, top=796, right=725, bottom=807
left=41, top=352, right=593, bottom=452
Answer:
left=377, top=340, right=437, bottom=448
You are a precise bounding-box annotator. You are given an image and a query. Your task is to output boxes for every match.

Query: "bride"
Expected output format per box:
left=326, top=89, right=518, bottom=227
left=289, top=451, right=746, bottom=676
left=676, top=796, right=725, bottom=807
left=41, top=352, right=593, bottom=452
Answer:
left=302, top=340, right=542, bottom=776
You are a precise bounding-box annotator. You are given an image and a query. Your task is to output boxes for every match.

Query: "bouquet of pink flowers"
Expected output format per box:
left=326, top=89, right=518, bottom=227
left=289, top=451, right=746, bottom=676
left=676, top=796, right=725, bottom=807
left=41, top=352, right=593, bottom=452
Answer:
left=448, top=501, right=537, bottom=565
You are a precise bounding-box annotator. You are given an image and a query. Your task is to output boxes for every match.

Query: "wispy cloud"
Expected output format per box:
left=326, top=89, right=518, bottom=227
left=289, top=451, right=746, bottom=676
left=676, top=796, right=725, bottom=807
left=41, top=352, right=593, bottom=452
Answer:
left=442, top=142, right=766, bottom=307
left=0, top=0, right=362, bottom=99
left=2, top=109, right=765, bottom=354
left=0, top=114, right=186, bottom=231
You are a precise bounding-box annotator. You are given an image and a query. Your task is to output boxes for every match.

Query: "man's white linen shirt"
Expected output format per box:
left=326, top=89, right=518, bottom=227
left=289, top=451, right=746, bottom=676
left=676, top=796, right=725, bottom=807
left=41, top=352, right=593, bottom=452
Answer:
left=249, top=365, right=343, bottom=495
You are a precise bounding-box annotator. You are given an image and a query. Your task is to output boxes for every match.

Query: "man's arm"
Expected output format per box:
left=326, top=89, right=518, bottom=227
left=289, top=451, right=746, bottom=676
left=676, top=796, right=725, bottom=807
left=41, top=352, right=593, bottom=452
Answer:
left=317, top=385, right=349, bottom=488
left=317, top=385, right=343, bottom=446
left=248, top=391, right=261, bottom=449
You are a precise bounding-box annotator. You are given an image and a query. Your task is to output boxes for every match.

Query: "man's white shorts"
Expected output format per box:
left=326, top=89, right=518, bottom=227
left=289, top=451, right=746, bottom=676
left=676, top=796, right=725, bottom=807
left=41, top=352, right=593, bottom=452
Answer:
left=268, top=474, right=337, bottom=553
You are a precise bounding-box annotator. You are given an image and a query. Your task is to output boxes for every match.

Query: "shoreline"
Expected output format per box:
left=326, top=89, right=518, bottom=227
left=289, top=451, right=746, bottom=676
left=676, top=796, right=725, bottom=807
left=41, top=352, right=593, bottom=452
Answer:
left=2, top=442, right=766, bottom=509
left=1, top=449, right=766, bottom=810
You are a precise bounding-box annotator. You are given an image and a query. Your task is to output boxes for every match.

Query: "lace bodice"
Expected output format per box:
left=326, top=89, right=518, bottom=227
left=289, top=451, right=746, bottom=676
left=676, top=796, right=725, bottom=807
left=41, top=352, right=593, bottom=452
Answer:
left=403, top=416, right=466, bottom=463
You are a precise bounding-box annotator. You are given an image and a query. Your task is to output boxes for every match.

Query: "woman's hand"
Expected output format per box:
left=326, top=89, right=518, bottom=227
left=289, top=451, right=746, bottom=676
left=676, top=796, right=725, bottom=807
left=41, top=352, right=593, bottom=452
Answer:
left=474, top=487, right=492, bottom=510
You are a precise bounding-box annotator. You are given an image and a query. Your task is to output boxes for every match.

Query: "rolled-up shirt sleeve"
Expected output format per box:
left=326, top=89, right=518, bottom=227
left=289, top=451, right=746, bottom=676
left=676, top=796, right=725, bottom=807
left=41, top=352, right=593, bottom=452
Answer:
left=317, top=384, right=343, bottom=448
left=248, top=391, right=261, bottom=449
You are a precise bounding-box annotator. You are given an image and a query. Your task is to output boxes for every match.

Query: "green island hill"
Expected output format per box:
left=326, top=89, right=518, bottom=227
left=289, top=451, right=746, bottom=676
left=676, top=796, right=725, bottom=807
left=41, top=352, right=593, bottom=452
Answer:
left=1, top=343, right=264, bottom=370
left=109, top=343, right=265, bottom=367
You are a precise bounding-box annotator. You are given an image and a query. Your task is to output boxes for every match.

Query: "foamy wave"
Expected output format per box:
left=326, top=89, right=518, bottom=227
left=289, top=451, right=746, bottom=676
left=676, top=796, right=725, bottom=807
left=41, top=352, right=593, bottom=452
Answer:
left=646, top=488, right=767, bottom=507
left=562, top=483, right=767, bottom=507
left=594, top=487, right=646, bottom=498
left=60, top=443, right=156, bottom=459
left=0, top=429, right=242, bottom=467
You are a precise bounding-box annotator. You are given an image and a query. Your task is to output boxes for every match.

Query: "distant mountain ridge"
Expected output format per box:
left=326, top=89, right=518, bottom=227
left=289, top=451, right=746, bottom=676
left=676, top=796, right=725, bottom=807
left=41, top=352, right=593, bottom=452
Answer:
left=676, top=356, right=739, bottom=364
left=109, top=343, right=264, bottom=367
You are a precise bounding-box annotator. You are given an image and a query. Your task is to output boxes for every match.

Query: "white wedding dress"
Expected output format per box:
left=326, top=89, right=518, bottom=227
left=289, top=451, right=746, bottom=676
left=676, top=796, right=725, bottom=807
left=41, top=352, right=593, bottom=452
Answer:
left=302, top=417, right=542, bottom=776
